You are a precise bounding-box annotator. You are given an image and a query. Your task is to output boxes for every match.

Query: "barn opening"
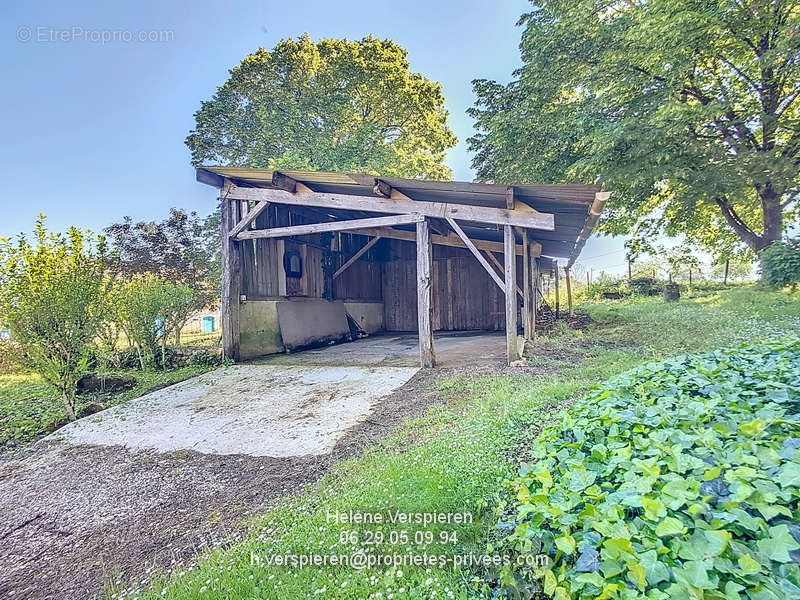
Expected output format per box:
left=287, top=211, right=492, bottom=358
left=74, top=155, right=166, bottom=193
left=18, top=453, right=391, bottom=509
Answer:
left=196, top=167, right=608, bottom=367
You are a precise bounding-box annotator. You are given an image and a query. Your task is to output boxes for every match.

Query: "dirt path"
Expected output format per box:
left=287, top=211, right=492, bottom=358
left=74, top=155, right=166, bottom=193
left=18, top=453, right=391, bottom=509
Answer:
left=0, top=366, right=481, bottom=600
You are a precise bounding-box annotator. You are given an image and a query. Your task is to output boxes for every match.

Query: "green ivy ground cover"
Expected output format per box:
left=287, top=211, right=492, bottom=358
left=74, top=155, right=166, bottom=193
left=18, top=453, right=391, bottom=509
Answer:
left=495, top=337, right=800, bottom=600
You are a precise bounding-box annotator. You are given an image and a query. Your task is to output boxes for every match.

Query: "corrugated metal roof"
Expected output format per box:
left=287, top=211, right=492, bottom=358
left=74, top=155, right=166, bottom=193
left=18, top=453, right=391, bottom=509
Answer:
left=197, top=166, right=607, bottom=264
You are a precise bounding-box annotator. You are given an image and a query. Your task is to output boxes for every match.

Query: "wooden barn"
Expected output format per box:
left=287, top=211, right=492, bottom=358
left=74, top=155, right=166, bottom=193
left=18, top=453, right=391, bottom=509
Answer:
left=197, top=167, right=608, bottom=366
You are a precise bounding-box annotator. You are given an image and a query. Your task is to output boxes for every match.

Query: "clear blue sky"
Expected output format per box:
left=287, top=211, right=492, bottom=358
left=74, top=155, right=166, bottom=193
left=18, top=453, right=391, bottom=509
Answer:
left=2, top=0, right=628, bottom=273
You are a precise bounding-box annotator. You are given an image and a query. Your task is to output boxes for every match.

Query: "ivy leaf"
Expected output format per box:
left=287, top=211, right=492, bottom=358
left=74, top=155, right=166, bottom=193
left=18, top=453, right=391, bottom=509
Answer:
left=674, top=561, right=713, bottom=589
left=543, top=568, right=557, bottom=596
left=575, top=547, right=601, bottom=572
left=603, top=538, right=635, bottom=560
left=737, top=554, right=762, bottom=575
left=655, top=517, right=686, bottom=537
left=628, top=563, right=647, bottom=591
left=567, top=468, right=597, bottom=492
left=758, top=525, right=800, bottom=563
left=639, top=550, right=670, bottom=585
left=776, top=462, right=800, bottom=488
left=739, top=419, right=765, bottom=437
left=641, top=497, right=667, bottom=520
left=554, top=534, right=576, bottom=555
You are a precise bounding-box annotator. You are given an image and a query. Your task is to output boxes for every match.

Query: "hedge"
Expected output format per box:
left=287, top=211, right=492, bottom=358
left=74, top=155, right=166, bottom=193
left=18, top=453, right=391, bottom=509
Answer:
left=492, top=337, right=800, bottom=600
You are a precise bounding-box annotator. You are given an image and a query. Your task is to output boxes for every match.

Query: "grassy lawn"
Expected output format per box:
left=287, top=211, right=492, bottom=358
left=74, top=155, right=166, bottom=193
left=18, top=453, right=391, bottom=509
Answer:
left=0, top=365, right=217, bottom=447
left=110, top=286, right=799, bottom=600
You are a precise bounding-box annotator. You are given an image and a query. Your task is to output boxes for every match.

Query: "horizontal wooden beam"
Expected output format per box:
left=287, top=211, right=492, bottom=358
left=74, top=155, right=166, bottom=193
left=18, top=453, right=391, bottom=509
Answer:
left=345, top=225, right=541, bottom=257
left=234, top=213, right=424, bottom=240
left=225, top=185, right=555, bottom=230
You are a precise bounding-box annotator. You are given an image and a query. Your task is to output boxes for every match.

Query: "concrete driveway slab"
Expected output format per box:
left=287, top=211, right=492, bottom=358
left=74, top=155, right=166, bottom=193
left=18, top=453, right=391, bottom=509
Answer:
left=49, top=364, right=419, bottom=457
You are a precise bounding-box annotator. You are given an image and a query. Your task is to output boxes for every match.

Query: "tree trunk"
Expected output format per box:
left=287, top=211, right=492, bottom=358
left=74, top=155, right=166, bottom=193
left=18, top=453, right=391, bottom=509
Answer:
left=758, top=185, right=783, bottom=250
left=724, top=259, right=729, bottom=285
left=554, top=268, right=560, bottom=319
left=174, top=326, right=182, bottom=346
left=61, top=389, right=77, bottom=421
left=715, top=190, right=783, bottom=253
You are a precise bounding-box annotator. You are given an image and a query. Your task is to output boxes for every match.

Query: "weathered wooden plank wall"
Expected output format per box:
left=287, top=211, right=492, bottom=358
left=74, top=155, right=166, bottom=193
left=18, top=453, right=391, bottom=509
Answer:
left=382, top=255, right=508, bottom=332
left=332, top=233, right=383, bottom=301
left=240, top=206, right=382, bottom=301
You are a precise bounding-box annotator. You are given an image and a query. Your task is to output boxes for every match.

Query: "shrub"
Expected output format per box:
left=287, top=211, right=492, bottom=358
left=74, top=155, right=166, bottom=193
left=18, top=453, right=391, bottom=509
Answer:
left=113, top=347, right=141, bottom=370
left=490, top=338, right=800, bottom=599
left=0, top=218, right=116, bottom=421
left=187, top=349, right=223, bottom=367
left=760, top=239, right=800, bottom=290
left=114, top=274, right=201, bottom=369
left=629, top=277, right=657, bottom=296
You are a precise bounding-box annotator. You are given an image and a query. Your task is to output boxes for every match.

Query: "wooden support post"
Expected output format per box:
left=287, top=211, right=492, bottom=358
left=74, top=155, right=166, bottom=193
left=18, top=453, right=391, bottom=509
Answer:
left=416, top=219, right=435, bottom=368
left=554, top=265, right=560, bottom=319
left=565, top=266, right=573, bottom=316
left=522, top=231, right=532, bottom=340
left=531, top=258, right=538, bottom=336
left=505, top=186, right=515, bottom=210
left=220, top=183, right=241, bottom=361
left=504, top=225, right=520, bottom=363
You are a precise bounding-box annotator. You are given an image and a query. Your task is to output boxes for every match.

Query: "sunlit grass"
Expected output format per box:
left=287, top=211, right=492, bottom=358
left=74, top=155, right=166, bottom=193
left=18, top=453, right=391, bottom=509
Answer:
left=0, top=365, right=217, bottom=445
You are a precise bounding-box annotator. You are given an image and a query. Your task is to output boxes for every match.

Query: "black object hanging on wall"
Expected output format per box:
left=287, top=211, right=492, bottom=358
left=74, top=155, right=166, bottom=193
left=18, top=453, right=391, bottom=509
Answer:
left=283, top=249, right=303, bottom=278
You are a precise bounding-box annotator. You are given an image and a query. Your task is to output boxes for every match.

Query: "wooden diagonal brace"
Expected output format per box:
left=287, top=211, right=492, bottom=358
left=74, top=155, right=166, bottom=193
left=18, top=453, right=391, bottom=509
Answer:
left=486, top=251, right=524, bottom=299
left=446, top=217, right=506, bottom=293
left=228, top=200, right=270, bottom=239
left=332, top=236, right=382, bottom=280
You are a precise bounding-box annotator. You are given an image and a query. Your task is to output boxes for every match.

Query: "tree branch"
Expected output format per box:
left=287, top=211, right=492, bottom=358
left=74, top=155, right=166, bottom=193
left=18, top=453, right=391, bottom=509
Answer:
left=714, top=196, right=761, bottom=250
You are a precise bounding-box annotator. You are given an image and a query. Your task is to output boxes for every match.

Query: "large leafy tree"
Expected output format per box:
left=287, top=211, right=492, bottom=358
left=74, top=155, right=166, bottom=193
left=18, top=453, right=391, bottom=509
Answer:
left=104, top=208, right=219, bottom=343
left=105, top=208, right=219, bottom=293
left=469, top=0, right=800, bottom=256
left=187, top=34, right=457, bottom=179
